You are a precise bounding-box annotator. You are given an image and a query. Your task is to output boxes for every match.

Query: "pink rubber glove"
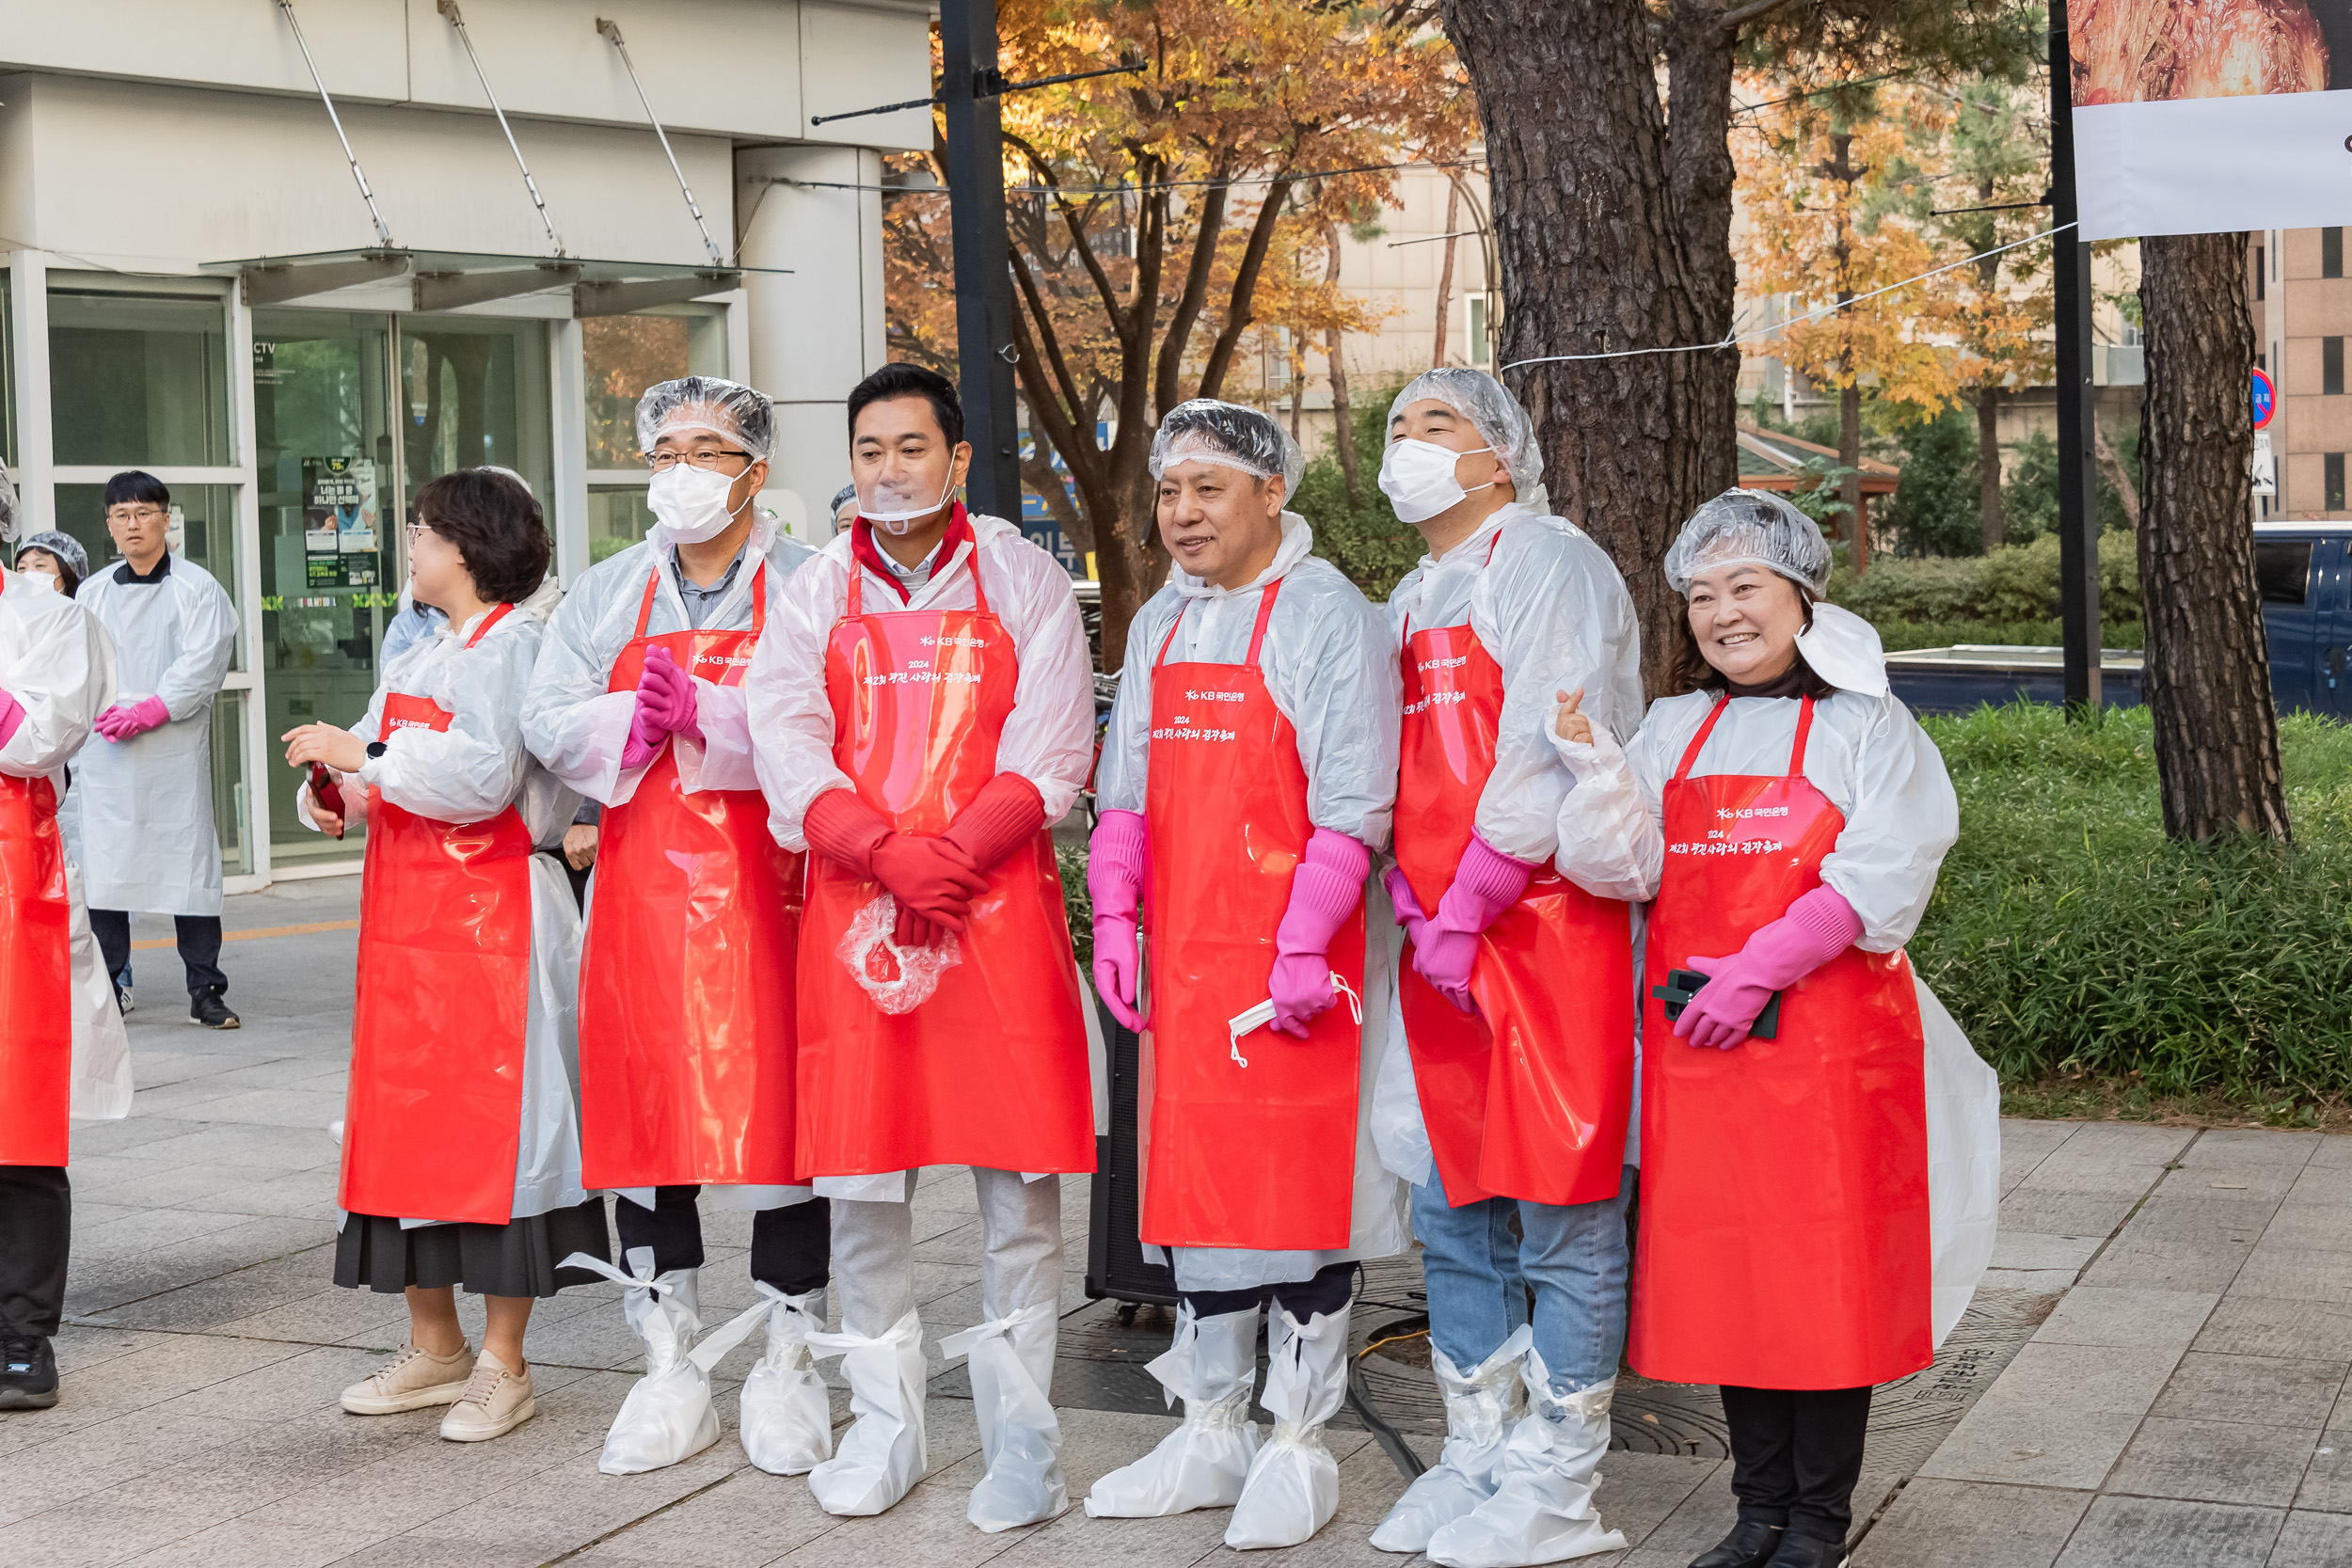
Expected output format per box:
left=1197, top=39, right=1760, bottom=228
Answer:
left=1677, top=884, right=1864, bottom=1051
left=1415, top=833, right=1536, bottom=1008
left=1382, top=865, right=1468, bottom=1013
left=0, top=691, right=23, bottom=751
left=98, top=695, right=169, bottom=743
left=1089, top=809, right=1150, bottom=1033
left=1269, top=828, right=1372, bottom=1039
left=637, top=645, right=702, bottom=742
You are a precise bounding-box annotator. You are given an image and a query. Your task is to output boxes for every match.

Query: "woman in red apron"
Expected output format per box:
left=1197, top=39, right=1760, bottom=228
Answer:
left=1084, top=400, right=1405, bottom=1551
left=1371, top=369, right=1647, bottom=1568
left=523, top=378, right=833, bottom=1478
left=1549, top=490, right=1997, bottom=1568
left=0, top=551, right=116, bottom=1412
left=285, top=468, right=607, bottom=1448
left=746, top=365, right=1095, bottom=1527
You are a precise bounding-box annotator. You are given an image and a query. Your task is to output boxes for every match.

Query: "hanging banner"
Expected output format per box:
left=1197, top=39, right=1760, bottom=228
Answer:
left=2071, top=0, right=2352, bottom=240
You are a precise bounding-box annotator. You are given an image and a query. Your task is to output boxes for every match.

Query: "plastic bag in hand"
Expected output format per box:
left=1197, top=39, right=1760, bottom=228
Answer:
left=940, top=1298, right=1068, bottom=1531
left=1225, top=1304, right=1350, bottom=1549
left=687, top=1282, right=834, bottom=1476
left=836, top=893, right=962, bottom=1015
left=560, top=1248, right=720, bottom=1475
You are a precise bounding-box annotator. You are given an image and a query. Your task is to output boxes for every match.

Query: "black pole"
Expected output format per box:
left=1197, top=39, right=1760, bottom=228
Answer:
left=2050, top=0, right=2103, bottom=711
left=939, top=0, right=1024, bottom=519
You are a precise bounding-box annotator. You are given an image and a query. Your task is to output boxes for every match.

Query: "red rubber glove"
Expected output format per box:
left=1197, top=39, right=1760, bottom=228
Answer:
left=803, top=786, right=987, bottom=932
left=1677, top=884, right=1864, bottom=1051
left=1413, top=833, right=1536, bottom=1008
left=0, top=691, right=23, bottom=752
left=1089, top=809, right=1149, bottom=1033
left=1269, top=829, right=1371, bottom=1039
left=942, top=771, right=1045, bottom=872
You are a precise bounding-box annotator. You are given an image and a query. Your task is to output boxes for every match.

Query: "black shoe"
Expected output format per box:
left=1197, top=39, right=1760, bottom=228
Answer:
left=1765, top=1535, right=1846, bottom=1568
left=191, top=986, right=239, bottom=1029
left=114, top=984, right=132, bottom=1016
left=0, top=1336, right=58, bottom=1410
left=1691, top=1520, right=1785, bottom=1568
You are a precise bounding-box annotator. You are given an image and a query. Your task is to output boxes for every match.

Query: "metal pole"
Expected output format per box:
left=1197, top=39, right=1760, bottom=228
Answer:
left=939, top=0, right=1024, bottom=519
left=275, top=0, right=397, bottom=247
left=437, top=0, right=565, bottom=257
left=596, top=19, right=726, bottom=267
left=2051, top=0, right=2102, bottom=711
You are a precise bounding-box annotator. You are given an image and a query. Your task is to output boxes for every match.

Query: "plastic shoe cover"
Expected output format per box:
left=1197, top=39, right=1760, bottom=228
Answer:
left=804, top=1307, right=928, bottom=1515
left=560, top=1249, right=719, bottom=1475
left=1425, top=1357, right=1628, bottom=1568
left=1369, top=1323, right=1534, bottom=1553
left=1224, top=1304, right=1350, bottom=1550
left=689, top=1284, right=834, bottom=1475
left=939, top=1297, right=1068, bottom=1531
left=1084, top=1303, right=1263, bottom=1517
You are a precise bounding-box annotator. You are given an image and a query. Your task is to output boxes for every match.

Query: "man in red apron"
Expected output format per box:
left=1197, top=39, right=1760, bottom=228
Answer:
left=1368, top=370, right=1645, bottom=1567
left=1083, top=400, right=1406, bottom=1550
left=523, top=378, right=834, bottom=1474
left=747, top=364, right=1095, bottom=1528
left=0, top=535, right=118, bottom=1413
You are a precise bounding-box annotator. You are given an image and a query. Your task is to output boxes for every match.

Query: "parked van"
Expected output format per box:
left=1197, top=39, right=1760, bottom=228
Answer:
left=2252, top=524, right=2351, bottom=717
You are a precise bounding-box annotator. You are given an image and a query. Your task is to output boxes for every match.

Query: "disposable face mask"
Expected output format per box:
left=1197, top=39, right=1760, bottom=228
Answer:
left=23, top=568, right=60, bottom=593
left=856, top=468, right=959, bottom=535
left=647, top=463, right=744, bottom=545
left=1379, top=437, right=1496, bottom=525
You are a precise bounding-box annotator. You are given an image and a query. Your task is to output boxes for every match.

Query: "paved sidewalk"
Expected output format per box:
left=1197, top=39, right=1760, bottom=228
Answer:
left=9, top=879, right=2346, bottom=1566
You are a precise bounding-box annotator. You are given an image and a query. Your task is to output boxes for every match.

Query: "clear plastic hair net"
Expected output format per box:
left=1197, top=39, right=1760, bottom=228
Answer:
left=16, top=530, right=87, bottom=578
left=1664, top=487, right=1834, bottom=596
left=1149, top=398, right=1305, bottom=497
left=1386, top=368, right=1544, bottom=496
left=830, top=483, right=860, bottom=515
left=635, top=375, right=775, bottom=463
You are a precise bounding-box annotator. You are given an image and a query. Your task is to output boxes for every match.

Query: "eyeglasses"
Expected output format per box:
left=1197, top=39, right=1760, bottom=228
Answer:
left=646, top=449, right=752, bottom=473
left=105, top=506, right=167, bottom=526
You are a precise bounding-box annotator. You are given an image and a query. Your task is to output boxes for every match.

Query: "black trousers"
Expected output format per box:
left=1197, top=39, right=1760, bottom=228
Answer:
left=1721, top=1384, right=1874, bottom=1543
left=0, top=1166, right=71, bottom=1337
left=614, top=1186, right=831, bottom=1293
left=89, top=910, right=226, bottom=995
left=1183, top=1259, right=1356, bottom=1322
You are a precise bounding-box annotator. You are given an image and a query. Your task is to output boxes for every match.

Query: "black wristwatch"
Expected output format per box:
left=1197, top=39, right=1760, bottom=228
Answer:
left=365, top=740, right=389, bottom=760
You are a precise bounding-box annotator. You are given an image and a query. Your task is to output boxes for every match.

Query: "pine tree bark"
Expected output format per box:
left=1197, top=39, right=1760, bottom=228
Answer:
left=2138, top=230, right=2289, bottom=842
left=1439, top=0, right=1717, bottom=693
left=1978, top=386, right=2005, bottom=550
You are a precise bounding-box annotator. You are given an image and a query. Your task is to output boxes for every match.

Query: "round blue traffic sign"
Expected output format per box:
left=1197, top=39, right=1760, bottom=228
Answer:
left=2253, top=367, right=2276, bottom=429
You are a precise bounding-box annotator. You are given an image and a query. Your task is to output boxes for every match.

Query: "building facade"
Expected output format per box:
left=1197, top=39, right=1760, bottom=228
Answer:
left=1, top=0, right=930, bottom=889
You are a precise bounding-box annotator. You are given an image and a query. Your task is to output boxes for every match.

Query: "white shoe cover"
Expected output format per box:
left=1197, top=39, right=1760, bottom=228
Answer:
left=939, top=1297, right=1068, bottom=1531
left=1425, top=1356, right=1628, bottom=1568
left=559, top=1249, right=720, bottom=1476
left=804, top=1308, right=928, bottom=1515
left=1369, top=1324, right=1534, bottom=1553
left=687, top=1285, right=834, bottom=1475
left=1084, top=1303, right=1263, bottom=1517
left=1224, top=1305, right=1350, bottom=1550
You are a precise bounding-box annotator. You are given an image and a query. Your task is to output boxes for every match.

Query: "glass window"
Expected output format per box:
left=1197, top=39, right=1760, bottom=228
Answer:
left=2329, top=338, right=2344, bottom=396
left=48, top=289, right=232, bottom=467
left=402, top=316, right=553, bottom=503
left=583, top=308, right=726, bottom=469
left=588, top=486, right=656, bottom=562
left=2326, top=227, right=2344, bottom=279
left=55, top=483, right=243, bottom=673
left=0, top=271, right=14, bottom=468
left=1469, top=295, right=1490, bottom=366
left=209, top=689, right=253, bottom=879
left=2256, top=541, right=2312, bottom=605
left=2329, top=453, right=2346, bottom=512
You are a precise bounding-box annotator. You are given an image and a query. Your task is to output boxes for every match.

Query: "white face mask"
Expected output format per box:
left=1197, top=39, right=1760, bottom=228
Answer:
left=1379, top=437, right=1496, bottom=526
left=855, top=467, right=960, bottom=535
left=647, top=463, right=745, bottom=545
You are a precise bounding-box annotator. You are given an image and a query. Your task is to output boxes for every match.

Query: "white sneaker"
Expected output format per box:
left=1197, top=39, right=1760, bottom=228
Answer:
left=341, top=1341, right=475, bottom=1415
left=439, top=1350, right=535, bottom=1442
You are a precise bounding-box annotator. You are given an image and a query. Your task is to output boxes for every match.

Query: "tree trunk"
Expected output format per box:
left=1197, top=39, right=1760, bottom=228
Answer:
left=1432, top=176, right=1461, bottom=368
left=2138, top=230, right=2289, bottom=843
left=1839, top=382, right=1865, bottom=572
left=1978, top=385, right=2005, bottom=551
left=1663, top=0, right=1742, bottom=509
left=2095, top=422, right=2141, bottom=531
left=1326, top=225, right=1361, bottom=510
left=1440, top=0, right=1714, bottom=695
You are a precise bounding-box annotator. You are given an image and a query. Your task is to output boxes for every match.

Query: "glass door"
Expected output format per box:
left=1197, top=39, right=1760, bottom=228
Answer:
left=252, top=309, right=398, bottom=866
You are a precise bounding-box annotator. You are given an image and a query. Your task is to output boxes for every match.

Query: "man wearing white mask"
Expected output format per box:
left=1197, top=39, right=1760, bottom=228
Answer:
left=523, top=376, right=834, bottom=1476
left=71, top=471, right=240, bottom=1029
left=1370, top=368, right=1646, bottom=1567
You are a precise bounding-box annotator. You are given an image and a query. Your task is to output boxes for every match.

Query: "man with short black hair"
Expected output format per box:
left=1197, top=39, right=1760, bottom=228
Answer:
left=71, top=470, right=240, bottom=1028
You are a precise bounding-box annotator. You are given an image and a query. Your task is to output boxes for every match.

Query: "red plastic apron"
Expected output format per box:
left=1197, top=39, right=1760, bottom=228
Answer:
left=340, top=605, right=536, bottom=1225
left=1630, top=695, right=1932, bottom=1389
left=1138, top=582, right=1366, bottom=1251
left=795, top=538, right=1092, bottom=1177
left=0, top=773, right=73, bottom=1166
left=579, top=569, right=805, bottom=1188
left=1393, top=604, right=1634, bottom=1209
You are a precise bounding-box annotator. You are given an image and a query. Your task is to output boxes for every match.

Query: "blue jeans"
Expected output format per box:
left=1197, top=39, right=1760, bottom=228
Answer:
left=1411, top=1165, right=1633, bottom=1393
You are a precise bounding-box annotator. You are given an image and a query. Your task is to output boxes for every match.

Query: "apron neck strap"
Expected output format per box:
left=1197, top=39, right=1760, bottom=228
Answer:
left=1152, top=575, right=1285, bottom=671
left=636, top=554, right=766, bottom=640
left=464, top=602, right=515, bottom=649
left=1788, top=692, right=1816, bottom=778
left=849, top=504, right=981, bottom=620
left=630, top=569, right=660, bottom=639
left=1672, top=694, right=1733, bottom=784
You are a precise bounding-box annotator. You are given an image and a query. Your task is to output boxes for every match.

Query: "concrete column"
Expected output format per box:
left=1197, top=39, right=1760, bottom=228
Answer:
left=735, top=143, right=885, bottom=543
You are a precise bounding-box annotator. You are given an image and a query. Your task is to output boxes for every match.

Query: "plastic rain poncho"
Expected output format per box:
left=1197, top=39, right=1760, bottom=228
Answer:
left=1547, top=609, right=2000, bottom=1344
left=67, top=553, right=237, bottom=915
left=1097, top=512, right=1409, bottom=1293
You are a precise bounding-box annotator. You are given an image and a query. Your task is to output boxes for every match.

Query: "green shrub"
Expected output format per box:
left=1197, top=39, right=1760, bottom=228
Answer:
left=1915, top=704, right=2352, bottom=1097
left=1828, top=530, right=2141, bottom=642
left=1058, top=844, right=1093, bottom=971
left=1875, top=617, right=2143, bottom=652
left=1883, top=405, right=1984, bottom=559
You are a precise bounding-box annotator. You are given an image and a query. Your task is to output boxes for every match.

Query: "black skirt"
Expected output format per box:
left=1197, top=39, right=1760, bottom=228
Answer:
left=334, top=1197, right=612, bottom=1298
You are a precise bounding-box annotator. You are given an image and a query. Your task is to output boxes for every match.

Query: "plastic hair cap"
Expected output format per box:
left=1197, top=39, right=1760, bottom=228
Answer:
left=1149, top=398, right=1306, bottom=496
left=1665, top=487, right=1834, bottom=596
left=1385, top=368, right=1544, bottom=495
left=635, top=375, right=775, bottom=463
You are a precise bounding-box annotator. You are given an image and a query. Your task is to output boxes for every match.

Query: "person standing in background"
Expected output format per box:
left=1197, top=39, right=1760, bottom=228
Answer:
left=14, top=531, right=88, bottom=599
left=70, top=471, right=240, bottom=1029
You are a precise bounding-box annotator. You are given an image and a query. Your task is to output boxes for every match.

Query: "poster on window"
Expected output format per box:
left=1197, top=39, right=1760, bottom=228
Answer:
left=303, top=456, right=379, bottom=555
left=2070, top=0, right=2352, bottom=238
